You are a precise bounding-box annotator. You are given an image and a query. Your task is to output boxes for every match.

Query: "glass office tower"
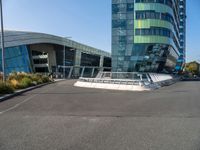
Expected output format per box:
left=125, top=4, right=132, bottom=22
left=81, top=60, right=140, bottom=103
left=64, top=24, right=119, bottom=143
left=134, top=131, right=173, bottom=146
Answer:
left=112, top=0, right=186, bottom=73
left=176, top=0, right=186, bottom=71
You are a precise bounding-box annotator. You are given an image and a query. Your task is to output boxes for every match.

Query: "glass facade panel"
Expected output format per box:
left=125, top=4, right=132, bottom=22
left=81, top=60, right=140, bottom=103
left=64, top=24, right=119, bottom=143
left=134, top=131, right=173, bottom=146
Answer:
left=112, top=0, right=186, bottom=73
left=0, top=45, right=31, bottom=75
left=176, top=0, right=186, bottom=71
left=112, top=0, right=135, bottom=72
left=81, top=53, right=100, bottom=66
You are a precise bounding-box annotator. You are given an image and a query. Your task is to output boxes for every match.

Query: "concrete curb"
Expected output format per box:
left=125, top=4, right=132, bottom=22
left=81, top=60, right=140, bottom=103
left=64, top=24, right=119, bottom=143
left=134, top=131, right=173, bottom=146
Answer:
left=0, top=82, right=53, bottom=103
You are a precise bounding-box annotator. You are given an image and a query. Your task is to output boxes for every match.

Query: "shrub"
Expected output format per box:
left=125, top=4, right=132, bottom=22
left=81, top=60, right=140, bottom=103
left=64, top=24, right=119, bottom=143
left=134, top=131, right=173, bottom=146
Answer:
left=41, top=76, right=50, bottom=83
left=30, top=74, right=43, bottom=84
left=0, top=82, right=14, bottom=94
left=37, top=79, right=43, bottom=84
left=8, top=72, right=27, bottom=81
left=19, top=77, right=33, bottom=88
left=0, top=73, right=52, bottom=95
left=3, top=72, right=51, bottom=90
left=30, top=74, right=50, bottom=84
left=9, top=79, right=21, bottom=89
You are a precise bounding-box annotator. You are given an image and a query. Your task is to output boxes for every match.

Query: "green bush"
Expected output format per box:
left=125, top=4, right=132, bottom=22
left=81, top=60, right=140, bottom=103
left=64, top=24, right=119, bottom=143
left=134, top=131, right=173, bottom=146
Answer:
left=0, top=82, right=14, bottom=94
left=30, top=74, right=51, bottom=84
left=41, top=76, right=50, bottom=83
left=3, top=72, right=51, bottom=91
left=30, top=74, right=43, bottom=84
left=19, top=77, right=33, bottom=88
left=8, top=72, right=27, bottom=81
left=37, top=79, right=43, bottom=84
left=0, top=73, right=52, bottom=95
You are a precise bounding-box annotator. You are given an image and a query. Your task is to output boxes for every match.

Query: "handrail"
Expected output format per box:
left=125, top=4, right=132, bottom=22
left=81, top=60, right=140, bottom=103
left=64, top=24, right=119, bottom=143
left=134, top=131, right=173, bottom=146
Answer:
left=78, top=72, right=174, bottom=86
left=78, top=77, right=150, bottom=86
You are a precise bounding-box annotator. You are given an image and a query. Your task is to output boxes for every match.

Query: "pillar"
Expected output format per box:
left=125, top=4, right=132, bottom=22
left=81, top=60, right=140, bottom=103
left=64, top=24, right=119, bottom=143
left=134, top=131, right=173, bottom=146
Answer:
left=99, top=56, right=104, bottom=71
left=74, top=49, right=81, bottom=77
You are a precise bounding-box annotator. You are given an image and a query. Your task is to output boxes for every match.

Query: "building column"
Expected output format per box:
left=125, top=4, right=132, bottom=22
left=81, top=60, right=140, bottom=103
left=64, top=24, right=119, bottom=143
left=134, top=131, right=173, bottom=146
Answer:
left=99, top=56, right=104, bottom=71
left=74, top=49, right=82, bottom=76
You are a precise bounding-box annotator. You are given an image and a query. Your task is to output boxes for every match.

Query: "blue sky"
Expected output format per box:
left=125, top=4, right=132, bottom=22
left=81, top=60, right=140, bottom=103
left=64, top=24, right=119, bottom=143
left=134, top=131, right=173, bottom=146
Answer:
left=3, top=0, right=200, bottom=62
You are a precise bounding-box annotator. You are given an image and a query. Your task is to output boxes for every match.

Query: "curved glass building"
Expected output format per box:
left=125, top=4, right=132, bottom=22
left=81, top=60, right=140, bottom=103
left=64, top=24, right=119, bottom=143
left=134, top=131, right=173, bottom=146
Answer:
left=112, top=0, right=186, bottom=73
left=0, top=31, right=111, bottom=77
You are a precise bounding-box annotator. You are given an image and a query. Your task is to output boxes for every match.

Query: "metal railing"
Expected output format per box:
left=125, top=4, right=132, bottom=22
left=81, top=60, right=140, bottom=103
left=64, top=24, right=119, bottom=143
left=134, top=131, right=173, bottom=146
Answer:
left=79, top=72, right=153, bottom=86
left=97, top=72, right=151, bottom=80
left=54, top=66, right=111, bottom=79
left=79, top=77, right=149, bottom=86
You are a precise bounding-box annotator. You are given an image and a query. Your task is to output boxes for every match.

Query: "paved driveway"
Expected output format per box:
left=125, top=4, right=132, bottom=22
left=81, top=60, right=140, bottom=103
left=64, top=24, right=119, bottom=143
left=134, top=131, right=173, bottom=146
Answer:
left=0, top=80, right=200, bottom=150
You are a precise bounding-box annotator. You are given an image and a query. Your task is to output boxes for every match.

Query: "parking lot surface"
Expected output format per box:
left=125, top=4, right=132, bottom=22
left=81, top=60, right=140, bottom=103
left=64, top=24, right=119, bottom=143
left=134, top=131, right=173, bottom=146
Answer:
left=0, top=80, right=200, bottom=150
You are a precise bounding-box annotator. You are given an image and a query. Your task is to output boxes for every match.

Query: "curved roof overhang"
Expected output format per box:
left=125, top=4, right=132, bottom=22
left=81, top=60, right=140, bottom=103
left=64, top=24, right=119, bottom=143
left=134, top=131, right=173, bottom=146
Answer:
left=0, top=30, right=111, bottom=57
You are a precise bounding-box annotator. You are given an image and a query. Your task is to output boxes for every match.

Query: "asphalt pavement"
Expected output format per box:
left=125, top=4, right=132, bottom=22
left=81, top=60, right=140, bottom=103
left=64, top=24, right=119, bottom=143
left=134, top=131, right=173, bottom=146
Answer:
left=0, top=80, right=200, bottom=150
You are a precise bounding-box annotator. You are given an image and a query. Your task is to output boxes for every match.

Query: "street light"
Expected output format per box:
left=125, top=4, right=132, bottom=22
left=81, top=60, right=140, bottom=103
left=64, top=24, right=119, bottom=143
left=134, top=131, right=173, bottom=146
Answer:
left=0, top=0, right=5, bottom=82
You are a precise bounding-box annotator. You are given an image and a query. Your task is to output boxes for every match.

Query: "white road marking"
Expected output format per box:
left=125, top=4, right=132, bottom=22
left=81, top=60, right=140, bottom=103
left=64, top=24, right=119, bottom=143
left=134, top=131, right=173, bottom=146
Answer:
left=0, top=84, right=56, bottom=115
left=0, top=94, right=39, bottom=115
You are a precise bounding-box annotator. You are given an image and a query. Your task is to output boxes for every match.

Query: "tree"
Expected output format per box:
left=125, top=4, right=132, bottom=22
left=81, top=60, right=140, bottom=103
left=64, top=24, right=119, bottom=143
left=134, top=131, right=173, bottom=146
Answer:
left=185, top=61, right=200, bottom=76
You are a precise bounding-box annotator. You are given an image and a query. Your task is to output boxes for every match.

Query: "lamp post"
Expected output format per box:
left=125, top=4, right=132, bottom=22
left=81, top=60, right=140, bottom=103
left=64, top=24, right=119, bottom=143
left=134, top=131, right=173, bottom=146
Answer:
left=0, top=0, right=5, bottom=82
